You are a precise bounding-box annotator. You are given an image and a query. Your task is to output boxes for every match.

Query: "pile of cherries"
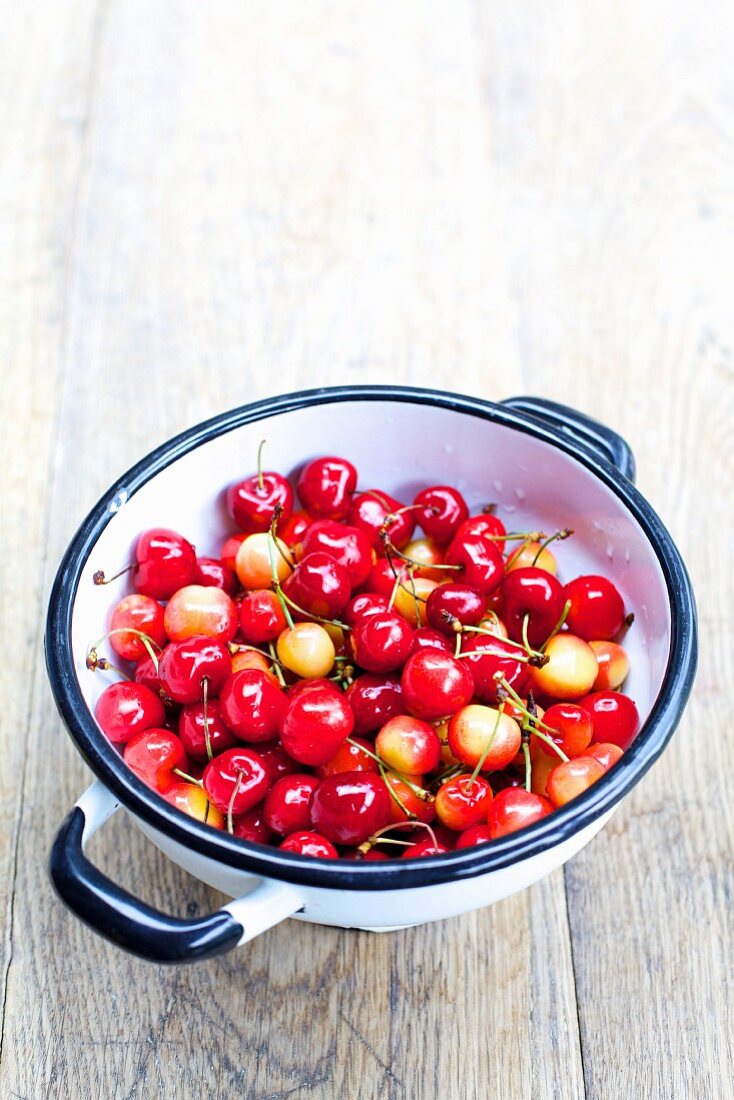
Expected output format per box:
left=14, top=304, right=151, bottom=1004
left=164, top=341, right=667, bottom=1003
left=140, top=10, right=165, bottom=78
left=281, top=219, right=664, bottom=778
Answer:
left=89, top=447, right=639, bottom=861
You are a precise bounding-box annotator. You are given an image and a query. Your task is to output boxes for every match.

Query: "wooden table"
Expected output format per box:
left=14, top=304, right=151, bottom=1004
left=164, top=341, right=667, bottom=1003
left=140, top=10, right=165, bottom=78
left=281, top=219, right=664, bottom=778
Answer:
left=2, top=3, right=731, bottom=1097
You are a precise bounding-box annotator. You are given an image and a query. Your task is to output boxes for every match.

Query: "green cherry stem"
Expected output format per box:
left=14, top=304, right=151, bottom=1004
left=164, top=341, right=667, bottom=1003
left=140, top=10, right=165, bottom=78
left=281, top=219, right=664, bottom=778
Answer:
left=256, top=438, right=267, bottom=492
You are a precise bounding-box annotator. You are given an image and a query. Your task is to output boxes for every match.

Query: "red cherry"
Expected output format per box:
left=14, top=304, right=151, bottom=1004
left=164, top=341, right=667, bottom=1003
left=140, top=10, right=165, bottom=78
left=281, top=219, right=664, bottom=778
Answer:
left=408, top=627, right=452, bottom=656
left=177, top=699, right=238, bottom=760
left=564, top=575, right=626, bottom=640
left=232, top=806, right=274, bottom=845
left=546, top=755, right=605, bottom=807
left=134, top=653, right=162, bottom=694
left=343, top=848, right=389, bottom=861
left=376, top=715, right=441, bottom=775
left=279, top=681, right=354, bottom=766
left=123, top=728, right=189, bottom=793
left=317, top=735, right=380, bottom=777
left=238, top=589, right=287, bottom=644
left=279, top=831, right=338, bottom=858
left=263, top=773, right=319, bottom=835
left=435, top=775, right=493, bottom=830
left=348, top=491, right=415, bottom=551
left=158, top=637, right=231, bottom=704
left=460, top=634, right=530, bottom=704
left=279, top=509, right=313, bottom=547
left=219, top=669, right=288, bottom=742
left=94, top=682, right=166, bottom=745
left=486, top=788, right=553, bottom=837
left=586, top=742, right=624, bottom=771
left=501, top=568, right=565, bottom=648
left=401, top=650, right=474, bottom=720
left=301, top=520, right=373, bottom=588
left=226, top=471, right=294, bottom=533
left=455, top=514, right=507, bottom=551
left=578, top=690, right=640, bottom=750
left=255, top=741, right=301, bottom=781
left=133, top=528, right=197, bottom=600
left=194, top=556, right=239, bottom=596
left=297, top=456, right=357, bottom=521
left=444, top=533, right=504, bottom=595
left=283, top=551, right=352, bottom=619
left=456, top=823, right=493, bottom=848
left=310, top=771, right=392, bottom=845
left=413, top=486, right=469, bottom=545
left=350, top=611, right=414, bottom=674
left=401, top=837, right=450, bottom=858
left=202, top=748, right=271, bottom=814
left=537, top=703, right=593, bottom=759
left=344, top=592, right=389, bottom=626
left=109, top=594, right=167, bottom=661
left=426, top=583, right=486, bottom=636
left=345, top=673, right=403, bottom=734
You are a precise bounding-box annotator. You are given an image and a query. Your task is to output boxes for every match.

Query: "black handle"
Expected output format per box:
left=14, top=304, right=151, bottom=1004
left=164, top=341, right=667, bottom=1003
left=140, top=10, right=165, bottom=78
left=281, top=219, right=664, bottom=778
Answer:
left=500, top=396, right=636, bottom=483
left=50, top=806, right=243, bottom=964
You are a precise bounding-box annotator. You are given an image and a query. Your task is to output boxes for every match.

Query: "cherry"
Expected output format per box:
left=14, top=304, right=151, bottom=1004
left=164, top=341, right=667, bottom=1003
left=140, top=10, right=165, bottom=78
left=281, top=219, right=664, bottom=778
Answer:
left=460, top=634, right=531, bottom=704
left=455, top=823, right=493, bottom=848
left=220, top=533, right=247, bottom=572
left=501, top=568, right=565, bottom=648
left=230, top=648, right=278, bottom=680
left=564, top=575, right=625, bottom=641
left=219, top=668, right=287, bottom=742
left=277, top=622, right=336, bottom=679
left=401, top=837, right=450, bottom=858
left=408, top=627, right=452, bottom=656
left=202, top=748, right=271, bottom=815
left=279, top=509, right=313, bottom=547
left=546, top=755, right=605, bottom=807
left=279, top=681, right=354, bottom=766
left=177, top=699, right=238, bottom=760
left=344, top=592, right=388, bottom=626
left=226, top=466, right=294, bottom=534
left=435, top=775, right=493, bottom=830
left=108, top=594, right=167, bottom=661
left=279, top=831, right=338, bottom=859
left=123, top=728, right=189, bottom=793
left=401, top=650, right=473, bottom=720
left=363, top=558, right=408, bottom=599
left=257, top=739, right=302, bottom=781
left=413, top=486, right=469, bottom=545
left=317, top=735, right=380, bottom=777
left=348, top=491, right=415, bottom=551
left=94, top=682, right=166, bottom=744
left=232, top=805, right=274, bottom=844
left=350, top=611, right=414, bottom=674
left=345, top=674, right=403, bottom=734
left=506, top=541, right=557, bottom=575
left=536, top=703, right=593, bottom=760
left=530, top=635, right=599, bottom=700
left=158, top=637, right=231, bottom=704
left=376, top=715, right=441, bottom=775
left=132, top=528, right=197, bottom=600
left=448, top=704, right=521, bottom=771
left=194, top=556, right=239, bottom=596
left=426, top=583, right=486, bottom=636
left=300, top=520, right=373, bottom=588
left=383, top=772, right=436, bottom=824
left=444, top=533, right=504, bottom=595
left=486, top=788, right=553, bottom=837
left=235, top=533, right=293, bottom=590
left=391, top=576, right=438, bottom=627
left=343, top=848, right=389, bottom=861
left=283, top=551, right=351, bottom=618
left=239, top=589, right=287, bottom=644
left=587, top=742, right=624, bottom=771
left=164, top=585, right=238, bottom=644
left=163, top=782, right=223, bottom=828
left=263, top=773, right=319, bottom=835
left=402, top=537, right=445, bottom=577
left=297, top=456, right=357, bottom=521
left=310, top=771, right=392, bottom=845
left=134, top=653, right=162, bottom=694
left=578, top=690, right=640, bottom=750
left=589, top=640, right=630, bottom=691
left=455, top=513, right=507, bottom=550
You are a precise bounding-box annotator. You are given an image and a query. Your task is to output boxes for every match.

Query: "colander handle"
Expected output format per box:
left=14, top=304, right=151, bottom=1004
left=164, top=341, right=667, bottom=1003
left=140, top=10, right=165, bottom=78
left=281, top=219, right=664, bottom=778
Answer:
left=49, top=781, right=303, bottom=964
left=500, top=396, right=636, bottom=483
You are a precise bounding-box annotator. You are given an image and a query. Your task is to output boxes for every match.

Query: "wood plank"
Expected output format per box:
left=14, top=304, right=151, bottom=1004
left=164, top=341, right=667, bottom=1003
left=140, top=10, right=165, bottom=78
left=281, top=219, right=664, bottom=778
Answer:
left=0, top=3, right=584, bottom=1099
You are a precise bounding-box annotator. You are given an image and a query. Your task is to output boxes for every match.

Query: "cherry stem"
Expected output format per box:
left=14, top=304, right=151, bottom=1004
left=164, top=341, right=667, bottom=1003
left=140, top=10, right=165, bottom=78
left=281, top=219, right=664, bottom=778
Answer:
left=85, top=651, right=130, bottom=679
left=267, top=535, right=295, bottom=630
left=267, top=643, right=287, bottom=687
left=531, top=528, right=574, bottom=567
left=494, top=675, right=559, bottom=739
left=226, top=769, right=245, bottom=835
left=454, top=629, right=462, bottom=658
left=522, top=741, right=532, bottom=792
left=92, top=564, right=135, bottom=586
left=345, top=739, right=432, bottom=802
left=357, top=819, right=438, bottom=856
left=467, top=701, right=505, bottom=786
left=202, top=676, right=213, bottom=761
left=531, top=728, right=570, bottom=763
left=379, top=765, right=417, bottom=821
left=541, top=599, right=572, bottom=651
left=429, top=762, right=464, bottom=790
left=458, top=623, right=545, bottom=663
left=380, top=532, right=462, bottom=573
left=256, top=438, right=267, bottom=492
left=276, top=584, right=350, bottom=632
left=172, top=768, right=203, bottom=787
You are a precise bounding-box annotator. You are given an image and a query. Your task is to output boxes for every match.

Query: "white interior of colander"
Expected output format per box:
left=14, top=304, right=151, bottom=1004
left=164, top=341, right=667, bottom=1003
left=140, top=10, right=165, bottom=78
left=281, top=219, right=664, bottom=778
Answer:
left=70, top=400, right=671, bottom=726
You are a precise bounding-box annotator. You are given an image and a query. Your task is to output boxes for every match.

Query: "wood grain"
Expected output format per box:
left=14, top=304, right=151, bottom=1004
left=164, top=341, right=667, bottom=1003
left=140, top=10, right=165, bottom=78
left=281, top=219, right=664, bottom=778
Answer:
left=0, top=1, right=731, bottom=1097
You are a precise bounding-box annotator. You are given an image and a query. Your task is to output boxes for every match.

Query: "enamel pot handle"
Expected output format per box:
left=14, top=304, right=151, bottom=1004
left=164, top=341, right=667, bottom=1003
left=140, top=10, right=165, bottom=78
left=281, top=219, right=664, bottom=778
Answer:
left=49, top=781, right=304, bottom=964
left=500, top=396, right=636, bottom=483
